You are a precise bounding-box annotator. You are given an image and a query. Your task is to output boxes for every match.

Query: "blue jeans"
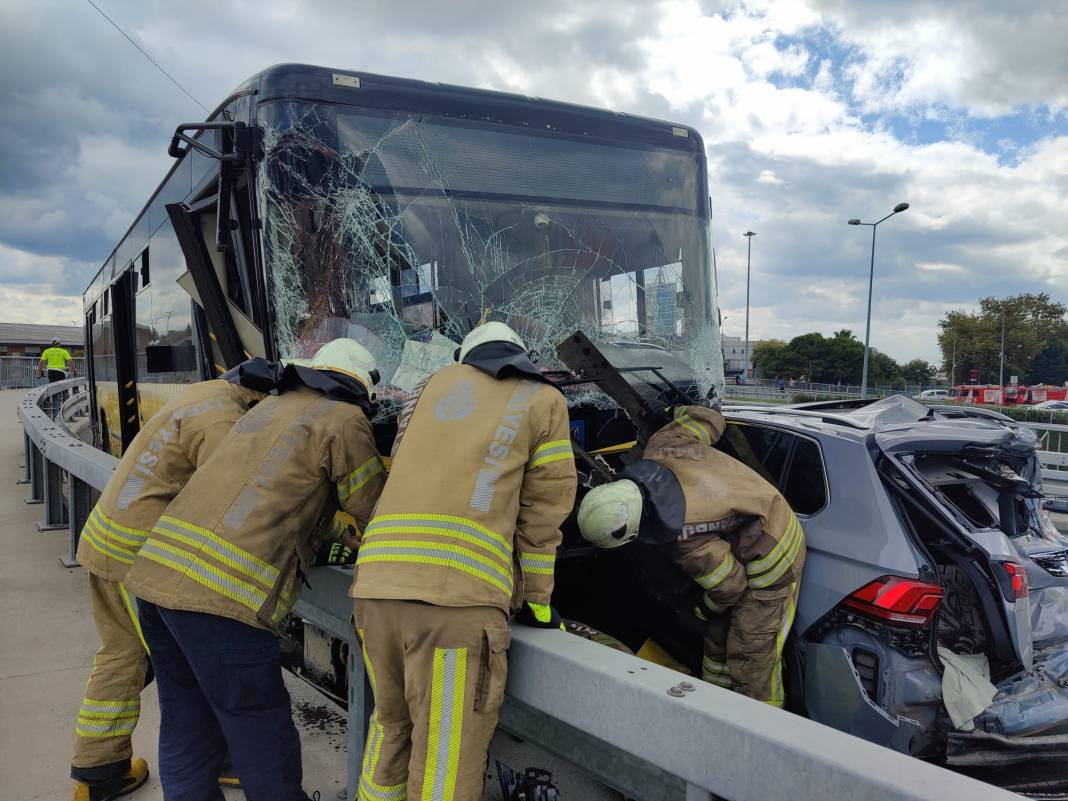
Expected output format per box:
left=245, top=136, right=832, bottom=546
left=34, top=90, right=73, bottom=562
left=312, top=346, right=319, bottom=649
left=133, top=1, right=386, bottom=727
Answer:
left=138, top=601, right=309, bottom=801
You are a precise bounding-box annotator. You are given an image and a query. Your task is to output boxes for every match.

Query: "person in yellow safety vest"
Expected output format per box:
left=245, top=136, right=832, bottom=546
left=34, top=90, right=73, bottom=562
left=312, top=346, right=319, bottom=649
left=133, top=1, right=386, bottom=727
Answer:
left=577, top=405, right=805, bottom=706
left=352, top=321, right=577, bottom=801
left=124, top=339, right=386, bottom=801
left=39, top=336, right=79, bottom=382
left=70, top=357, right=280, bottom=801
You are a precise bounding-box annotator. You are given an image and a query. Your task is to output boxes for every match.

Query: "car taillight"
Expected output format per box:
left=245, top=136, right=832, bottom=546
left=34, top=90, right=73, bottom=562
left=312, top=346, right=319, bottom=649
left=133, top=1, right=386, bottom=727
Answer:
left=842, top=576, right=944, bottom=627
left=995, top=561, right=1028, bottom=601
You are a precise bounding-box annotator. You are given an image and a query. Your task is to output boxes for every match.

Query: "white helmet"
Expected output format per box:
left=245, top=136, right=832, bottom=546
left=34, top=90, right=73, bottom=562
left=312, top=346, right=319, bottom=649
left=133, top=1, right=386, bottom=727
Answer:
left=51, top=337, right=60, bottom=345
left=577, top=480, right=644, bottom=549
left=309, top=339, right=379, bottom=397
left=458, top=321, right=526, bottom=363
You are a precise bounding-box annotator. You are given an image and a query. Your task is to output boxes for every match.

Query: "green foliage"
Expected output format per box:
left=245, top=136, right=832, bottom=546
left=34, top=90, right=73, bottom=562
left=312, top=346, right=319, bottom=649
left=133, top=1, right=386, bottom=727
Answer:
left=1030, top=340, right=1068, bottom=385
left=867, top=349, right=904, bottom=385
left=754, top=329, right=909, bottom=385
left=938, top=293, right=1068, bottom=385
left=752, top=339, right=786, bottom=377
left=902, top=358, right=935, bottom=385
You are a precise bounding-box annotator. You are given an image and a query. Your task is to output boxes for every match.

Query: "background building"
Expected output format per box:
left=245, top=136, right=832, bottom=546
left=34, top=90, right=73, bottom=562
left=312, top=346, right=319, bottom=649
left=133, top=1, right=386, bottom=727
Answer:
left=645, top=280, right=679, bottom=339
left=722, top=334, right=754, bottom=377
left=0, top=323, right=84, bottom=358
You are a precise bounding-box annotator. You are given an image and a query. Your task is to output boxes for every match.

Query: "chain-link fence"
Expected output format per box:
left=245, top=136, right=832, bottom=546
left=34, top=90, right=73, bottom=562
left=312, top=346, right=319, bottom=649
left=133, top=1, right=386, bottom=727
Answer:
left=0, top=356, right=86, bottom=389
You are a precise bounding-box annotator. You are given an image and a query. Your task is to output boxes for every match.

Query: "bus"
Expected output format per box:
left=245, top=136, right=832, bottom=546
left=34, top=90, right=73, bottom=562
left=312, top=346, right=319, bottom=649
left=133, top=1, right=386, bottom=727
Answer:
left=82, top=63, right=724, bottom=455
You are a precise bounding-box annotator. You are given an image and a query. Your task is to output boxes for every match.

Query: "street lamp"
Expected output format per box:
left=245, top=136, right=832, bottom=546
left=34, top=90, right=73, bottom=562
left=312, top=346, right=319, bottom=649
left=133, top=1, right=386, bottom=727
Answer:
left=848, top=202, right=909, bottom=397
left=744, top=230, right=756, bottom=377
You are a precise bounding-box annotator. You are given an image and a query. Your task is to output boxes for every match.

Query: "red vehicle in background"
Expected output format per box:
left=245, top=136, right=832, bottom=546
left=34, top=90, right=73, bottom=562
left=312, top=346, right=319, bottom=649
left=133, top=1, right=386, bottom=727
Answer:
left=954, top=385, right=1068, bottom=405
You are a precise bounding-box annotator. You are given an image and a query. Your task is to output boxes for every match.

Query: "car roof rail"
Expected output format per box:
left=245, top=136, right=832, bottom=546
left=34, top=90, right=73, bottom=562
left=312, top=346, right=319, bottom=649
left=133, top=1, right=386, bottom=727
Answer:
left=723, top=404, right=870, bottom=430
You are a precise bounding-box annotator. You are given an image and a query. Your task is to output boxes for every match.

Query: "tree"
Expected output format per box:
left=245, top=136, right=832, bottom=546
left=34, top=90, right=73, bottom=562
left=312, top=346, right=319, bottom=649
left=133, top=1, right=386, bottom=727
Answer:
left=752, top=339, right=786, bottom=377
left=867, top=349, right=904, bottom=386
left=752, top=330, right=892, bottom=385
left=938, top=293, right=1067, bottom=385
left=1029, top=340, right=1068, bottom=386
left=757, top=341, right=804, bottom=380
left=902, top=358, right=935, bottom=386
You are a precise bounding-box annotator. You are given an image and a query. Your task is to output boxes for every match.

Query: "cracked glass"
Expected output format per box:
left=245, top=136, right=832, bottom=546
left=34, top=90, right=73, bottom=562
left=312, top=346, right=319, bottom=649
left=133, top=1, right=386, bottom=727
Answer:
left=256, top=101, right=723, bottom=416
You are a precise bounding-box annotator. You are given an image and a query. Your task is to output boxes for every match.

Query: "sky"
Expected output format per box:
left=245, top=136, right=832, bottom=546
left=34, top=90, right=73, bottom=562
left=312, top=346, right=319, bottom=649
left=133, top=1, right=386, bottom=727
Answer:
left=1, top=0, right=1066, bottom=364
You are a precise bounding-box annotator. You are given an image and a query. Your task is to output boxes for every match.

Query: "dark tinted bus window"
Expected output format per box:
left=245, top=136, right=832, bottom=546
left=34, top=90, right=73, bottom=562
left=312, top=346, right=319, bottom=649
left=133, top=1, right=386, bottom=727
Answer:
left=783, top=438, right=827, bottom=515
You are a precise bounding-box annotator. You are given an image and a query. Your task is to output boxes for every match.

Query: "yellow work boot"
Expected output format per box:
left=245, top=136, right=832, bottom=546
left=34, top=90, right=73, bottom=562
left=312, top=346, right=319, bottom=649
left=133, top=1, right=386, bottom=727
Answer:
left=72, top=757, right=149, bottom=801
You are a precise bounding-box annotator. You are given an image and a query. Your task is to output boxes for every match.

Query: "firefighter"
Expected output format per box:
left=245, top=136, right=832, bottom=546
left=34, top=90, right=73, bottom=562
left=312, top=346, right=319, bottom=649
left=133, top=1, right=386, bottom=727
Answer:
left=70, top=358, right=279, bottom=801
left=577, top=405, right=805, bottom=707
left=124, top=339, right=386, bottom=801
left=352, top=321, right=576, bottom=801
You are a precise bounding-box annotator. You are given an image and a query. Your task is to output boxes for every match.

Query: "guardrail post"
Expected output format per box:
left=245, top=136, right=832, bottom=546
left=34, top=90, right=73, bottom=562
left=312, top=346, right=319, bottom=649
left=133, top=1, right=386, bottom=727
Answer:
left=19, top=431, right=31, bottom=485
left=61, top=476, right=91, bottom=568
left=25, top=440, right=44, bottom=504
left=345, top=642, right=373, bottom=800
left=38, top=458, right=69, bottom=531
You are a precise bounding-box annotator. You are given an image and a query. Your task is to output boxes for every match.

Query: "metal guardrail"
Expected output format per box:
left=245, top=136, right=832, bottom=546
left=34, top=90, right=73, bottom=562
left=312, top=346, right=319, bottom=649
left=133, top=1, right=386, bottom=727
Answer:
left=15, top=383, right=1021, bottom=801
left=2, top=356, right=86, bottom=389
left=1025, top=421, right=1068, bottom=488
left=17, top=378, right=116, bottom=566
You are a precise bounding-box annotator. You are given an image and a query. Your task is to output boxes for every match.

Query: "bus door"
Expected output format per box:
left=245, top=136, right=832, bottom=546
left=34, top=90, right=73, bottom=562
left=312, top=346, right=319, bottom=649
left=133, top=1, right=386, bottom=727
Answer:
left=110, top=268, right=141, bottom=450
left=83, top=302, right=99, bottom=445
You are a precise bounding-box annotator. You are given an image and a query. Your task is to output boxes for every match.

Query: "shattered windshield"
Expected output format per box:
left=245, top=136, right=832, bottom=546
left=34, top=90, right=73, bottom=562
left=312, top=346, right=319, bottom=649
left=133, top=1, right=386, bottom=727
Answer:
left=256, top=101, right=723, bottom=414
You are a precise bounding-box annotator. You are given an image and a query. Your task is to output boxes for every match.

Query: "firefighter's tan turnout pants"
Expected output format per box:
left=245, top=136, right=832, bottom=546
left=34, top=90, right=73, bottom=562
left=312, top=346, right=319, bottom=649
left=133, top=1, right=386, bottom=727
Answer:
left=355, top=599, right=511, bottom=801
left=72, top=574, right=150, bottom=770
left=701, top=580, right=800, bottom=707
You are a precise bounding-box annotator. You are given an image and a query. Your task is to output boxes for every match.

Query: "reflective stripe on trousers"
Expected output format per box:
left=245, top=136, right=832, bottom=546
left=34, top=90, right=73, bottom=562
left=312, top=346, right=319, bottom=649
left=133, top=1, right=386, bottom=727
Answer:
left=421, top=648, right=466, bottom=801
left=76, top=697, right=140, bottom=738
left=766, top=581, right=799, bottom=708
left=360, top=630, right=407, bottom=801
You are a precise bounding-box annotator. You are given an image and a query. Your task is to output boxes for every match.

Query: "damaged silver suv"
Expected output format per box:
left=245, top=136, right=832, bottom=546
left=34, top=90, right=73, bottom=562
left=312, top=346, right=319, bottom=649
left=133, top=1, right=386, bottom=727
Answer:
left=724, top=396, right=1068, bottom=793
left=557, top=394, right=1068, bottom=795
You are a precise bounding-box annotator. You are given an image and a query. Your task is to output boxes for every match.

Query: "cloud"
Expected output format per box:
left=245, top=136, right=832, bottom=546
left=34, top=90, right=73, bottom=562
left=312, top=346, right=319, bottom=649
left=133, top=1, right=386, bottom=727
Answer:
left=812, top=0, right=1068, bottom=117
left=0, top=0, right=1065, bottom=367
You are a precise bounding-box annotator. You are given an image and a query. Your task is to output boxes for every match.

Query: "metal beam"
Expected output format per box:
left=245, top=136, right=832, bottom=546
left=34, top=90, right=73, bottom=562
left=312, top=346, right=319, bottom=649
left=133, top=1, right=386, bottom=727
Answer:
left=62, top=476, right=93, bottom=568
left=38, top=457, right=68, bottom=530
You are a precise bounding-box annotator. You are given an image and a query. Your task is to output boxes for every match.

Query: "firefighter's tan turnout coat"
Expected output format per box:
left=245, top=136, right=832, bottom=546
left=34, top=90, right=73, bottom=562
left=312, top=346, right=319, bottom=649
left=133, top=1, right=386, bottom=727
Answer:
left=353, top=362, right=576, bottom=801
left=125, top=384, right=385, bottom=630
left=77, top=379, right=265, bottom=581
left=645, top=406, right=806, bottom=706
left=352, top=362, right=577, bottom=612
left=73, top=379, right=264, bottom=772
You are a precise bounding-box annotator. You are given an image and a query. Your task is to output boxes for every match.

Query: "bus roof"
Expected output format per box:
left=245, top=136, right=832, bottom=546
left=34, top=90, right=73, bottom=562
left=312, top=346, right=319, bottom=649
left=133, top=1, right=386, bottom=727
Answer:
left=85, top=63, right=707, bottom=300
left=238, top=63, right=706, bottom=154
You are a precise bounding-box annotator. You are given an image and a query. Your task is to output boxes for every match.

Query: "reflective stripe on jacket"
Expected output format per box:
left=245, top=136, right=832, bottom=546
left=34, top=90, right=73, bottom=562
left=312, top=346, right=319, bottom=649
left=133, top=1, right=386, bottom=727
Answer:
left=352, top=363, right=576, bottom=613
left=77, top=380, right=265, bottom=581
left=125, top=385, right=385, bottom=629
left=643, top=406, right=806, bottom=607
